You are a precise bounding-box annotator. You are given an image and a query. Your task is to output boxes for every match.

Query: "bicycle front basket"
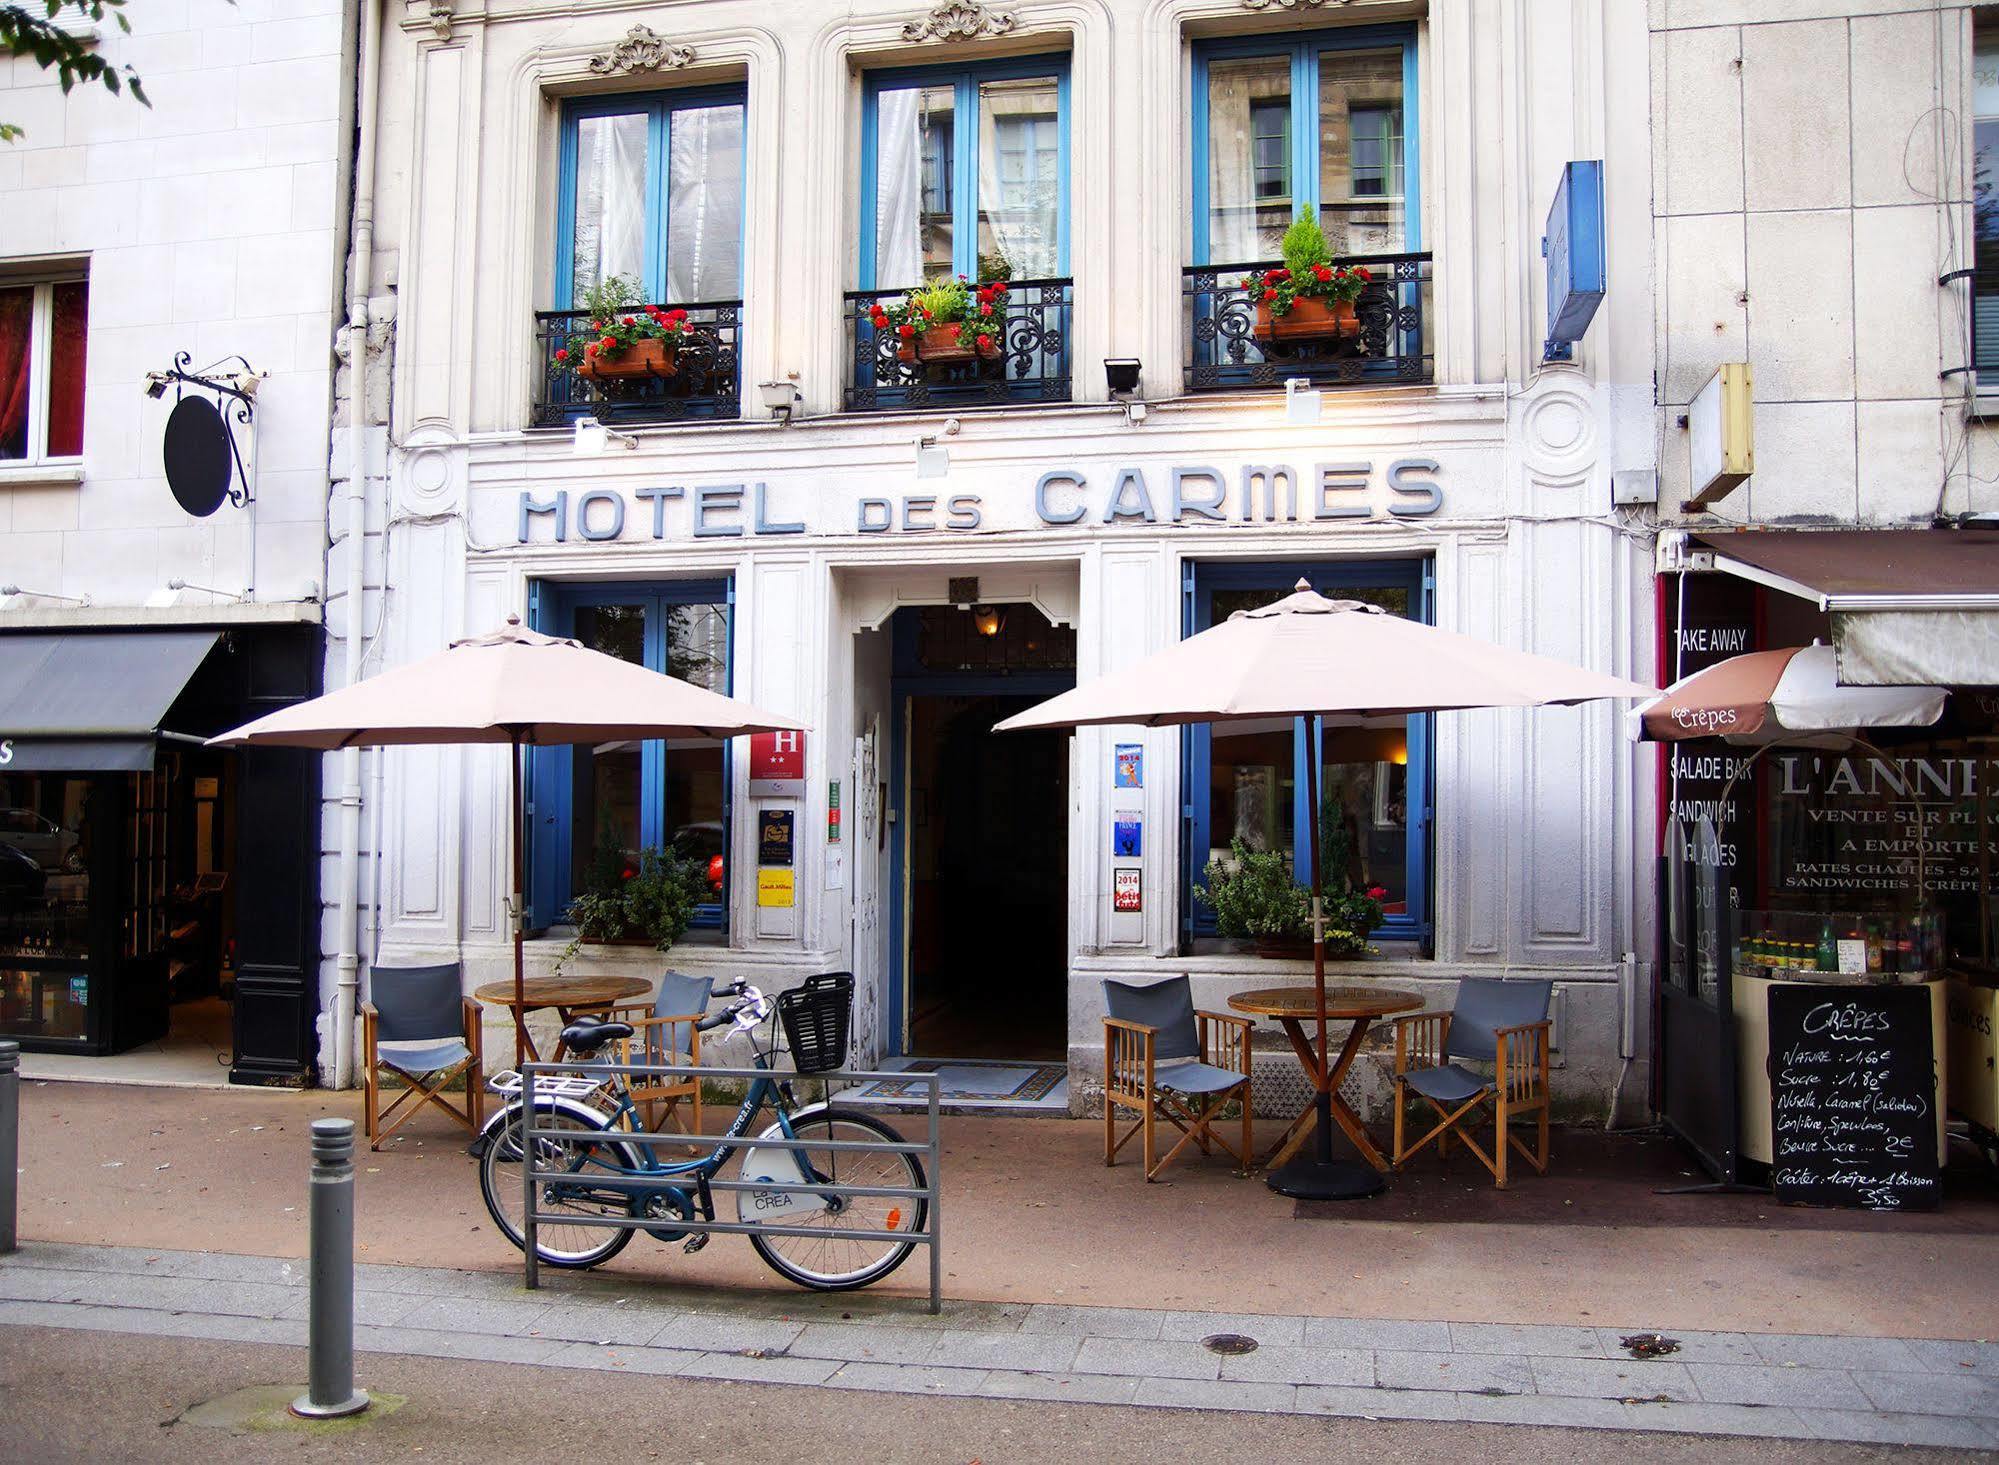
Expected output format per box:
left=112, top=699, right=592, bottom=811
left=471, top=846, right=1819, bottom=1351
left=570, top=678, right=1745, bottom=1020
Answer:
left=777, top=971, right=853, bottom=1075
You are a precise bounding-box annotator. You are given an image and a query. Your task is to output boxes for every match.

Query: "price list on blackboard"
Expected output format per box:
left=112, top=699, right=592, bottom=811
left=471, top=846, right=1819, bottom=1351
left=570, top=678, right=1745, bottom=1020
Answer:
left=1767, top=984, right=1939, bottom=1211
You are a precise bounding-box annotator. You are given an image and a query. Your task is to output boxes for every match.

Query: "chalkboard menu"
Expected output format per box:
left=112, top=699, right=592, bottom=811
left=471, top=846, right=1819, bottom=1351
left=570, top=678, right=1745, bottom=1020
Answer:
left=1767, top=984, right=1940, bottom=1211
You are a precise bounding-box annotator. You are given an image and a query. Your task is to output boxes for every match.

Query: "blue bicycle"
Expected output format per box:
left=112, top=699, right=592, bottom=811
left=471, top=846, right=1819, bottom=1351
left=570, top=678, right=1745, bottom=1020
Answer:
left=476, top=977, right=926, bottom=1292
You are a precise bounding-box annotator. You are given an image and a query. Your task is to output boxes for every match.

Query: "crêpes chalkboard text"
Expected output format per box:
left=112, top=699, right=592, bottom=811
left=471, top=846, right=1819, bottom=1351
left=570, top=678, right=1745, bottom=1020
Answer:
left=1767, top=984, right=1939, bottom=1211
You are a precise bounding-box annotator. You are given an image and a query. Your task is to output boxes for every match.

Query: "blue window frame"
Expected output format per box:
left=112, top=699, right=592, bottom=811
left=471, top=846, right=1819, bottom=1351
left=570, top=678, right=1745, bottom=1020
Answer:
left=859, top=55, right=1071, bottom=288
left=527, top=579, right=734, bottom=932
left=1192, top=25, right=1419, bottom=265
left=1181, top=559, right=1434, bottom=946
left=555, top=86, right=747, bottom=308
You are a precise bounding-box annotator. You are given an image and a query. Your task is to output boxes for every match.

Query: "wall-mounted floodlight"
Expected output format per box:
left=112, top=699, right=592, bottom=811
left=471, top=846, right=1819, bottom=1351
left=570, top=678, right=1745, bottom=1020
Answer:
left=1284, top=377, right=1322, bottom=425
left=758, top=379, right=801, bottom=423
left=573, top=416, right=638, bottom=455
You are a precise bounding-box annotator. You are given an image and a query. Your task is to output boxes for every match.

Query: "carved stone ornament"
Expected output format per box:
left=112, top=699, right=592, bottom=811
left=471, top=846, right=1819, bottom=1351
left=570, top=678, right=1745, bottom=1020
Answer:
left=428, top=3, right=452, bottom=40
left=900, top=2, right=1018, bottom=43
left=588, top=24, right=696, bottom=76
left=1241, top=0, right=1352, bottom=11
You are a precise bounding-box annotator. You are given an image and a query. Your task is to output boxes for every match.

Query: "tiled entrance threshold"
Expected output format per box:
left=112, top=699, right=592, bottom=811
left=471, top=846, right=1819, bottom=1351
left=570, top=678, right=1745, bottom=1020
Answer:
left=843, top=1057, right=1071, bottom=1114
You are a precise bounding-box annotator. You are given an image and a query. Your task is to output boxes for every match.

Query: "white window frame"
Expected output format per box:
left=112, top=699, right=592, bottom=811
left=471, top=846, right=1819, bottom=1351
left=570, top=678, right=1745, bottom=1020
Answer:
left=0, top=263, right=88, bottom=481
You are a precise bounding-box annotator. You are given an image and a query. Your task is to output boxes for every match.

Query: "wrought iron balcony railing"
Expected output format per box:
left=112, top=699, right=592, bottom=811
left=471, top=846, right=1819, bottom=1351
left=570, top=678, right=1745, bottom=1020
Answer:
left=844, top=277, right=1072, bottom=412
left=531, top=301, right=741, bottom=428
left=1182, top=252, right=1433, bottom=393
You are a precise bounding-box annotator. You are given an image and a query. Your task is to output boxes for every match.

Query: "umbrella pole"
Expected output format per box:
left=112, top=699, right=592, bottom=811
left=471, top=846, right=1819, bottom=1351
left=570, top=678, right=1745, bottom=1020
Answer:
left=1266, top=714, right=1383, bottom=1201
left=511, top=734, right=528, bottom=1072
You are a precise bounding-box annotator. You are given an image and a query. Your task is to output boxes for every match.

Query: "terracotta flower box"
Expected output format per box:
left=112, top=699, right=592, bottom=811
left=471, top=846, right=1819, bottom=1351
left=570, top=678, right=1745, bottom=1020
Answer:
left=1255, top=294, right=1360, bottom=344
left=577, top=337, right=679, bottom=382
left=897, top=323, right=1002, bottom=366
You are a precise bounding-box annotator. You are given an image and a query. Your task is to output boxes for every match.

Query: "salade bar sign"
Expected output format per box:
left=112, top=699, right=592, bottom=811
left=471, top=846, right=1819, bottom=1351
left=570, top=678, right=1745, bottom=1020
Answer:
left=516, top=460, right=1445, bottom=543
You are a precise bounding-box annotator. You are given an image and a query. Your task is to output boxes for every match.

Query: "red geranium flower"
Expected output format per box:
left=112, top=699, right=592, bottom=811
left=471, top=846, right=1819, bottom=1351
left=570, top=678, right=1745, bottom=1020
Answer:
left=1313, top=264, right=1332, bottom=282
left=1356, top=266, right=1372, bottom=281
left=554, top=347, right=568, bottom=362
left=669, top=308, right=687, bottom=323
left=898, top=323, right=916, bottom=338
left=980, top=303, right=993, bottom=316
left=600, top=335, right=616, bottom=350
left=584, top=343, right=599, bottom=357
left=1367, top=885, right=1388, bottom=900
left=1262, top=287, right=1278, bottom=301
left=621, top=315, right=635, bottom=326
left=991, top=280, right=1008, bottom=295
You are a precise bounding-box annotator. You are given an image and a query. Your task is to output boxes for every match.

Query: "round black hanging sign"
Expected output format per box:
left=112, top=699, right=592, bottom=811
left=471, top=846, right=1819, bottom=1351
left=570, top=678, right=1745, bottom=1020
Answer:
left=163, top=395, right=233, bottom=518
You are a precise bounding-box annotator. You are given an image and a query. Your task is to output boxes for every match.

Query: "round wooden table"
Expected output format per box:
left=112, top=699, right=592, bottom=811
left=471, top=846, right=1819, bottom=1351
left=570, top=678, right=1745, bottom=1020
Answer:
left=473, top=974, right=652, bottom=1064
left=1227, top=985, right=1423, bottom=1176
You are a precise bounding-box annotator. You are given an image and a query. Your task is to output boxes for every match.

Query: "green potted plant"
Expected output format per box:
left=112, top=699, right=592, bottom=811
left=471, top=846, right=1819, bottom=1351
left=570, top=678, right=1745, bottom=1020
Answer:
left=562, top=834, right=709, bottom=963
left=555, top=274, right=691, bottom=382
left=1244, top=205, right=1371, bottom=345
left=867, top=275, right=1008, bottom=366
left=1197, top=838, right=1312, bottom=956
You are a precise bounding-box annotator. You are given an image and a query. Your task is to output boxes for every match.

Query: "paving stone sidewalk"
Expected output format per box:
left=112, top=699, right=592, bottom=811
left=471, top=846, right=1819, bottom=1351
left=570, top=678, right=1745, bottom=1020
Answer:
left=1, top=1242, right=1994, bottom=1449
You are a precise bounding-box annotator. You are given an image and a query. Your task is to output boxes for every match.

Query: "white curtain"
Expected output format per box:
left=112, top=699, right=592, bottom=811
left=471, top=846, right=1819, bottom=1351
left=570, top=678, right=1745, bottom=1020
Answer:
left=666, top=104, right=745, bottom=302
left=572, top=112, right=648, bottom=300
left=1206, top=87, right=1257, bottom=265
left=874, top=88, right=924, bottom=289
left=977, top=95, right=1060, bottom=280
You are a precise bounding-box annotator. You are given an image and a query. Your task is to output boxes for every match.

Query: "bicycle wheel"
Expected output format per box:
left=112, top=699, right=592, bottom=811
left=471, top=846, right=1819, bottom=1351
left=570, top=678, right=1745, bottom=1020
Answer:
left=479, top=1101, right=639, bottom=1269
left=743, top=1106, right=926, bottom=1292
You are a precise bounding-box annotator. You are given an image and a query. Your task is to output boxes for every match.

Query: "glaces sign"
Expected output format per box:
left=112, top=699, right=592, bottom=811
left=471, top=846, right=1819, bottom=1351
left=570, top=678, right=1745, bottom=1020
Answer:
left=516, top=459, right=1444, bottom=543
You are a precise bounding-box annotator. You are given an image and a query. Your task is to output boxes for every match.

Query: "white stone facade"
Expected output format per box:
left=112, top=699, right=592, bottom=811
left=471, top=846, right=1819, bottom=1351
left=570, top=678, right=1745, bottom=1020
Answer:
left=1652, top=0, right=1994, bottom=526
left=332, top=0, right=1662, bottom=1109
left=0, top=0, right=350, bottom=608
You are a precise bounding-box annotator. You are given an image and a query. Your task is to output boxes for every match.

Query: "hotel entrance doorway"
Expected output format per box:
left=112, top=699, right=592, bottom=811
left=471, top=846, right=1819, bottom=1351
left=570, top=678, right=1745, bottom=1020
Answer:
left=891, top=605, right=1073, bottom=1061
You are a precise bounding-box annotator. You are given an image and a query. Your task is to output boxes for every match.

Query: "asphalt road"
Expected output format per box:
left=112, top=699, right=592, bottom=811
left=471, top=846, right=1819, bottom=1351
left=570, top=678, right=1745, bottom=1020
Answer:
left=0, top=1326, right=1967, bottom=1464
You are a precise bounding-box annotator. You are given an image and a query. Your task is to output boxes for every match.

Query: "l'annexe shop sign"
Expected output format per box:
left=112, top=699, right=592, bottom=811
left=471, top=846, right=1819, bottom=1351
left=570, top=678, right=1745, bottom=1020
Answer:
left=516, top=459, right=1445, bottom=543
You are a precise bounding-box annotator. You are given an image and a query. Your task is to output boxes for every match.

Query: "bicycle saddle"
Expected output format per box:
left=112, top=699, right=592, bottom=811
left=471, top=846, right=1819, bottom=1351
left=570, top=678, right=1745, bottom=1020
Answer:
left=558, top=1018, right=633, bottom=1055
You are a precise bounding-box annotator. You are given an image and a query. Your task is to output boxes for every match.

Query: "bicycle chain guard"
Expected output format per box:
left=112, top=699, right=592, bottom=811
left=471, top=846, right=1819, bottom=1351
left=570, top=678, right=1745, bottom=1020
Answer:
left=632, top=1184, right=695, bottom=1243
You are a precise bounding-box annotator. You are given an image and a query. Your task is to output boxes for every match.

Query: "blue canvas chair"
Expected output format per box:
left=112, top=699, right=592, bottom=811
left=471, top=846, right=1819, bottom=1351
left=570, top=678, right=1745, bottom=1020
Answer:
left=1102, top=977, right=1253, bottom=1180
left=1390, top=978, right=1553, bottom=1188
left=611, top=971, right=714, bottom=1134
left=361, top=963, right=482, bottom=1150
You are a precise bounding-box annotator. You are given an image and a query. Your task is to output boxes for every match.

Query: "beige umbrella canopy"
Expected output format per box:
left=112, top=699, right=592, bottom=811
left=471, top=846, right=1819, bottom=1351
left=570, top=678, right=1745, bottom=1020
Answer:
left=995, top=582, right=1648, bottom=732
left=212, top=620, right=806, bottom=1066
left=998, top=581, right=1652, bottom=1200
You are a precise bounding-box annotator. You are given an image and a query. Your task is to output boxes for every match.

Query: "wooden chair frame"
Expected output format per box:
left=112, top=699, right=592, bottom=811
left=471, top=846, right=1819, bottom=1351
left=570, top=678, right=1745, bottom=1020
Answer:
left=1102, top=1009, right=1254, bottom=1181
left=1390, top=1011, right=1552, bottom=1188
left=609, top=1006, right=706, bottom=1136
left=361, top=996, right=483, bottom=1151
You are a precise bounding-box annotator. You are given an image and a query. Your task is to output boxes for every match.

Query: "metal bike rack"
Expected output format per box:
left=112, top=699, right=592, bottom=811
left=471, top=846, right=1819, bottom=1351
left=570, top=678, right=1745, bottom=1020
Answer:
left=510, top=1060, right=944, bottom=1314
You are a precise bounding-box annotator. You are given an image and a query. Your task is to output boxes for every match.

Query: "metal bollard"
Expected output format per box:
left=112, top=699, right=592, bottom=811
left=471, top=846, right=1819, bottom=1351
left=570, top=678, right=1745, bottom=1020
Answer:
left=291, top=1118, right=369, bottom=1419
left=0, top=1039, right=17, bottom=1255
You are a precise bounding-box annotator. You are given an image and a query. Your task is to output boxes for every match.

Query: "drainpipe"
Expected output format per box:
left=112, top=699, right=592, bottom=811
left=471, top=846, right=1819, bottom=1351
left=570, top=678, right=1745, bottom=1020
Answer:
left=333, top=0, right=383, bottom=1089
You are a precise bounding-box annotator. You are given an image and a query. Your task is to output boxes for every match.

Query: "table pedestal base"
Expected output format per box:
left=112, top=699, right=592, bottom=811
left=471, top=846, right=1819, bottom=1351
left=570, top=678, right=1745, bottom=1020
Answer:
left=1266, top=1157, right=1385, bottom=1201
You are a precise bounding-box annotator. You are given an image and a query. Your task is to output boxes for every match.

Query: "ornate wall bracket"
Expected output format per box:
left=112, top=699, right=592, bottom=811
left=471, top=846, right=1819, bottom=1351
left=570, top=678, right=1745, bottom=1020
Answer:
left=588, top=24, right=696, bottom=76
left=900, top=2, right=1018, bottom=43
left=1240, top=0, right=1353, bottom=11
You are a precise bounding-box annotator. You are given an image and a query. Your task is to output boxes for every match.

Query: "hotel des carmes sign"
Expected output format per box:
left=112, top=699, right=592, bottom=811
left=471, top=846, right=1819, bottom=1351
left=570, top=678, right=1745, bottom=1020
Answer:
left=517, top=459, right=1447, bottom=543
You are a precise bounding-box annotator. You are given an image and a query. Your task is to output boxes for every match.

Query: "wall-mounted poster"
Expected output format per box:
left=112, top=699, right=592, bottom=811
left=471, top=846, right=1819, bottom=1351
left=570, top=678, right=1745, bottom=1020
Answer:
left=759, top=810, right=795, bottom=868
left=1113, top=815, right=1142, bottom=858
left=1114, top=743, right=1143, bottom=789
left=756, top=868, right=795, bottom=908
left=1113, top=867, right=1142, bottom=912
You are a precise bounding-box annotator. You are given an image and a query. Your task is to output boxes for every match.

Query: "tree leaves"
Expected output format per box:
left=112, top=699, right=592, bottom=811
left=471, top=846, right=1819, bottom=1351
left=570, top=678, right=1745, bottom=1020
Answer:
left=3, top=1, right=157, bottom=142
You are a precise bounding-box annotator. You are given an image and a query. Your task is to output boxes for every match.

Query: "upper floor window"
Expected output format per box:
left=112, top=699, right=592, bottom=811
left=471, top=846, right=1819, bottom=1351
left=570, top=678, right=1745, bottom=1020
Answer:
left=0, top=268, right=88, bottom=467
left=1975, top=22, right=1999, bottom=382
left=1194, top=28, right=1417, bottom=265
left=862, top=57, right=1069, bottom=288
left=557, top=88, right=746, bottom=308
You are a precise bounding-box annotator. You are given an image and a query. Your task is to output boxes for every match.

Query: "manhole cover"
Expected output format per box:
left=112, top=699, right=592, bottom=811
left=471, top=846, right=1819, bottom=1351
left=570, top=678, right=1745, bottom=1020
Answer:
left=1201, top=1333, right=1258, bottom=1355
left=1620, top=1332, right=1681, bottom=1359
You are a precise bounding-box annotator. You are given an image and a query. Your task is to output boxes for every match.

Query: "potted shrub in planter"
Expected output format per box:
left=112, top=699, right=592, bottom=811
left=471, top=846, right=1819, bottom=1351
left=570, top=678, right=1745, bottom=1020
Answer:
left=561, top=837, right=710, bottom=965
left=555, top=275, right=691, bottom=383
left=1245, top=205, right=1371, bottom=346
left=867, top=277, right=1008, bottom=367
left=1197, top=839, right=1311, bottom=956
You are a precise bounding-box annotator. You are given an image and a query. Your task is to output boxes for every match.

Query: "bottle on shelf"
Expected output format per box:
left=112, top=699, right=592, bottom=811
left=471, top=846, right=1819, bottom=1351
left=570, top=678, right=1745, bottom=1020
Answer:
left=1815, top=919, right=1837, bottom=973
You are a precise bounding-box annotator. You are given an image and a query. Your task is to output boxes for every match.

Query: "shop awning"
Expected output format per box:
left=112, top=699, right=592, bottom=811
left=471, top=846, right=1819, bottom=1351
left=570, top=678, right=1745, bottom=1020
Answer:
left=0, top=630, right=220, bottom=771
left=1689, top=529, right=1999, bottom=686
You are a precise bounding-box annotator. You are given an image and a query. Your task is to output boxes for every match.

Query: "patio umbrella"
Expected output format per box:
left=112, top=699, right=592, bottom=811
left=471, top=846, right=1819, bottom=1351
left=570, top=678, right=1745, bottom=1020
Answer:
left=1629, top=643, right=1945, bottom=744
left=996, top=580, right=1651, bottom=1200
left=211, top=618, right=805, bottom=1067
